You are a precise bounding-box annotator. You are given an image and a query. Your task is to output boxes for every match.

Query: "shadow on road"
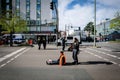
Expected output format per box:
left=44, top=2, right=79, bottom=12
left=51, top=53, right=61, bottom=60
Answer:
left=64, top=61, right=113, bottom=66
left=47, top=61, right=113, bottom=66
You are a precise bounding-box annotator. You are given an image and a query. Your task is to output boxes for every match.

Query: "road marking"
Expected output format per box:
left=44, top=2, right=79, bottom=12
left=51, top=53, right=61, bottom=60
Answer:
left=85, top=50, right=105, bottom=60
left=101, top=48, right=112, bottom=52
left=0, top=48, right=30, bottom=68
left=109, top=61, right=117, bottom=65
left=0, top=47, right=26, bottom=63
left=0, top=63, right=6, bottom=68
left=88, top=48, right=120, bottom=60
left=84, top=50, right=119, bottom=67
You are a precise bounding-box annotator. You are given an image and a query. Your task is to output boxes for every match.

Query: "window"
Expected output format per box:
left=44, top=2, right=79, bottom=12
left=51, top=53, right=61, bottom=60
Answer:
left=36, top=2, right=41, bottom=19
left=26, top=6, right=30, bottom=12
left=6, top=0, right=10, bottom=3
left=16, top=5, right=19, bottom=10
left=6, top=12, right=9, bottom=18
left=26, top=18, right=30, bottom=20
left=26, top=0, right=30, bottom=19
left=26, top=12, right=30, bottom=17
left=6, top=5, right=10, bottom=10
left=37, top=0, right=40, bottom=2
left=16, top=0, right=20, bottom=3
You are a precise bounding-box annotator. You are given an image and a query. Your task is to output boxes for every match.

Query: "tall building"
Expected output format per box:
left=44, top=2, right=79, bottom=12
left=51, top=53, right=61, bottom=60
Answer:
left=1, top=0, right=58, bottom=42
left=12, top=0, right=57, bottom=33
left=0, top=0, right=12, bottom=18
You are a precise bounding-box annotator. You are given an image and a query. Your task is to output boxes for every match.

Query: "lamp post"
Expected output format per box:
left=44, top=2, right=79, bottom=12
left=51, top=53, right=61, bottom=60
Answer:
left=94, top=0, right=96, bottom=47
left=50, top=1, right=59, bottom=46
left=65, top=24, right=72, bottom=36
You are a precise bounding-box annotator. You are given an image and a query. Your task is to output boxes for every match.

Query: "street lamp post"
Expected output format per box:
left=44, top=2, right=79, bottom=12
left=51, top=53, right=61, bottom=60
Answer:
left=65, top=24, right=72, bottom=36
left=94, top=0, right=96, bottom=47
left=50, top=1, right=59, bottom=46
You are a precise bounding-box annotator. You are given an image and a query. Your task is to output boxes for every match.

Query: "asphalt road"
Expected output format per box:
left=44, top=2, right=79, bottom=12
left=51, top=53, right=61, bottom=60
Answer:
left=0, top=43, right=120, bottom=80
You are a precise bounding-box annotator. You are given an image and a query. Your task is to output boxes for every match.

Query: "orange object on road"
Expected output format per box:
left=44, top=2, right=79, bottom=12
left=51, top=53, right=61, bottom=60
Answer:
left=59, top=51, right=66, bottom=66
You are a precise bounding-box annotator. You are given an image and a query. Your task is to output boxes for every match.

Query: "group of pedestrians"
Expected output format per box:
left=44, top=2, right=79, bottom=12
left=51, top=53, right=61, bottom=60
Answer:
left=37, top=36, right=79, bottom=65
left=62, top=37, right=80, bottom=65
left=37, top=37, right=46, bottom=50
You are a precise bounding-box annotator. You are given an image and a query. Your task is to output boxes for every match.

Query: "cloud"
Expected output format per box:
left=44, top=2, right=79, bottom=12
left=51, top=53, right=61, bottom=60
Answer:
left=58, top=0, right=120, bottom=31
left=97, top=0, right=120, bottom=8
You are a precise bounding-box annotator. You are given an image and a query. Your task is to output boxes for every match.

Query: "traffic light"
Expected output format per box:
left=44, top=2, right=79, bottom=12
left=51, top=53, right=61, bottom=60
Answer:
left=79, top=27, right=81, bottom=30
left=50, top=2, right=54, bottom=10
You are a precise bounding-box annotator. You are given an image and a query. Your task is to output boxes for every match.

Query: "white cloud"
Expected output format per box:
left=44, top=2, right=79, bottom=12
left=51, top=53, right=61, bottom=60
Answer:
left=97, top=0, right=120, bottom=8
left=58, top=0, right=120, bottom=31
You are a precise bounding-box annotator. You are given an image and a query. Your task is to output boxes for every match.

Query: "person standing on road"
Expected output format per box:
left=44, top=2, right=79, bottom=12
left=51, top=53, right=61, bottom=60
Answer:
left=62, top=37, right=66, bottom=51
left=72, top=38, right=79, bottom=65
left=37, top=37, right=42, bottom=50
left=43, top=37, right=46, bottom=49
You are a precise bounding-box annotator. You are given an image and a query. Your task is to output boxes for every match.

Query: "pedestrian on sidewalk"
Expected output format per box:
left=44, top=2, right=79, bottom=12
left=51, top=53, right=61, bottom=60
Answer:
left=72, top=38, right=79, bottom=65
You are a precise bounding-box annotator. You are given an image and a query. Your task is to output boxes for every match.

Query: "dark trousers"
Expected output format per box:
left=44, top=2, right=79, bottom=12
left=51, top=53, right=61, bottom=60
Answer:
left=43, top=43, right=46, bottom=49
left=38, top=44, right=41, bottom=50
left=62, top=45, right=65, bottom=51
left=72, top=49, right=78, bottom=63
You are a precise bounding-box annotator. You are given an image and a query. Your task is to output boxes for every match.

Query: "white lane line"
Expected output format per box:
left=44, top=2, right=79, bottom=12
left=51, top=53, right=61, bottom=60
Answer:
left=0, top=47, right=26, bottom=63
left=0, top=48, right=30, bottom=68
left=85, top=50, right=104, bottom=60
left=109, top=61, right=117, bottom=65
left=0, top=64, right=6, bottom=68
left=101, top=48, right=112, bottom=52
left=119, top=64, right=120, bottom=67
left=103, top=58, right=109, bottom=61
left=88, top=48, right=120, bottom=60
left=84, top=50, right=119, bottom=66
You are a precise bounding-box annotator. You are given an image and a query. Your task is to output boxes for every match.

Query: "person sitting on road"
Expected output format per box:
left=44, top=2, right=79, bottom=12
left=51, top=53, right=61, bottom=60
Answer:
left=46, top=51, right=66, bottom=66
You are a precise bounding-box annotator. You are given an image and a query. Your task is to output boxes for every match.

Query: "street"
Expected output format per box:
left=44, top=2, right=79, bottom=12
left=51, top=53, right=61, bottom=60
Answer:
left=0, top=42, right=120, bottom=80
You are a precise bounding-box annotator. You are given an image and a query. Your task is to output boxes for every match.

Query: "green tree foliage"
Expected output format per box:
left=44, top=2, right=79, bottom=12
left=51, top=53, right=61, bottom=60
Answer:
left=0, top=14, right=27, bottom=46
left=84, top=22, right=95, bottom=35
left=110, top=12, right=120, bottom=30
left=0, top=15, right=27, bottom=33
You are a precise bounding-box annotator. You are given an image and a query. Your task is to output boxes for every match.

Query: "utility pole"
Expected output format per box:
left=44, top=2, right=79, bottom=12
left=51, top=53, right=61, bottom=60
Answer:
left=50, top=1, right=59, bottom=46
left=94, top=0, right=96, bottom=47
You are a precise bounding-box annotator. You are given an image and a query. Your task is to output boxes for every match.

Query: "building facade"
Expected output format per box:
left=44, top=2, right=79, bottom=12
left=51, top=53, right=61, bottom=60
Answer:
left=12, top=0, right=57, bottom=33
left=0, top=0, right=58, bottom=42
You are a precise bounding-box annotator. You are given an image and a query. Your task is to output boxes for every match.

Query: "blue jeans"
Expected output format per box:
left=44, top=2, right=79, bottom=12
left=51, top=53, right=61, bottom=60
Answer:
left=72, top=49, right=78, bottom=63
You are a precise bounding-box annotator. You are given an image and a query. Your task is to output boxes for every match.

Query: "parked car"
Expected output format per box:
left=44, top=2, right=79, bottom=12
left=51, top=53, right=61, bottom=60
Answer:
left=3, top=34, right=25, bottom=44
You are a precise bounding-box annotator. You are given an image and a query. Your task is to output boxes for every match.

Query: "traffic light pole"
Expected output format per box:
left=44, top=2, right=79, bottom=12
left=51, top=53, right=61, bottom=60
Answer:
left=50, top=1, right=59, bottom=46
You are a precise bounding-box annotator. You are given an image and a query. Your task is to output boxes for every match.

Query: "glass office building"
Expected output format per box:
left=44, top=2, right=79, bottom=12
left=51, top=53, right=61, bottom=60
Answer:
left=12, top=0, right=56, bottom=33
left=1, top=0, right=58, bottom=42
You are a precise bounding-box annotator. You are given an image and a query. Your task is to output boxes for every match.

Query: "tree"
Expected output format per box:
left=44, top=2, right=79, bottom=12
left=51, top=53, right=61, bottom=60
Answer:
left=84, top=22, right=95, bottom=35
left=0, top=14, right=27, bottom=46
left=110, top=12, right=120, bottom=30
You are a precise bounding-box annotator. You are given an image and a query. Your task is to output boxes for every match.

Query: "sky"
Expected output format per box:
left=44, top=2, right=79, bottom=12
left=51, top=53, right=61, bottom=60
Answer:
left=58, top=0, right=120, bottom=31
